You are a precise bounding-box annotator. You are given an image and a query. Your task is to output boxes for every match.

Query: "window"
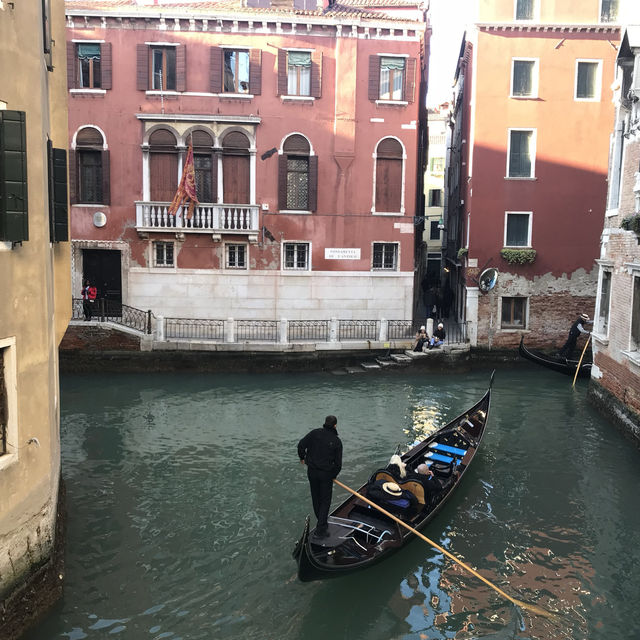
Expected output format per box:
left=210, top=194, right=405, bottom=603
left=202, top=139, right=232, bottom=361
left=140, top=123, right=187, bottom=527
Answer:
left=137, top=44, right=185, bottom=92
left=380, top=57, right=405, bottom=101
left=597, top=270, right=612, bottom=335
left=47, top=141, right=68, bottom=242
left=154, top=241, right=174, bottom=267
left=73, top=127, right=109, bottom=205
left=283, top=242, right=310, bottom=270
left=430, top=157, right=445, bottom=173
left=226, top=243, right=247, bottom=269
left=575, top=61, right=601, bottom=100
left=149, top=129, right=178, bottom=202
left=426, top=252, right=441, bottom=282
left=224, top=50, right=250, bottom=93
left=501, top=297, right=527, bottom=329
left=369, top=55, right=415, bottom=103
left=372, top=243, right=398, bottom=270
left=504, top=212, right=532, bottom=247
left=374, top=138, right=403, bottom=213
left=212, top=47, right=261, bottom=95
left=192, top=130, right=216, bottom=204
left=68, top=42, right=112, bottom=91
left=222, top=130, right=251, bottom=205
left=600, top=0, right=618, bottom=22
left=511, top=59, right=537, bottom=98
left=279, top=134, right=318, bottom=212
left=0, top=110, right=28, bottom=243
left=507, top=129, right=535, bottom=178
left=515, top=0, right=534, bottom=20
left=287, top=51, right=311, bottom=96
left=78, top=44, right=101, bottom=88
left=428, top=189, right=442, bottom=206
left=632, top=276, right=640, bottom=350
left=430, top=220, right=440, bottom=240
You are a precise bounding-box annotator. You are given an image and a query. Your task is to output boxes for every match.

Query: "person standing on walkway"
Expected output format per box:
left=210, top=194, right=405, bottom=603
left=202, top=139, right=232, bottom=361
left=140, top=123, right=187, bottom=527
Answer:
left=297, top=415, right=342, bottom=538
left=81, top=280, right=97, bottom=320
left=558, top=313, right=591, bottom=360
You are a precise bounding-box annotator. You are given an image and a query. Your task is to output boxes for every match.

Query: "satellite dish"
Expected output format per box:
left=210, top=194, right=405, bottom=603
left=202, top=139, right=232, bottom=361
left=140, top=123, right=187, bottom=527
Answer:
left=478, top=268, right=498, bottom=293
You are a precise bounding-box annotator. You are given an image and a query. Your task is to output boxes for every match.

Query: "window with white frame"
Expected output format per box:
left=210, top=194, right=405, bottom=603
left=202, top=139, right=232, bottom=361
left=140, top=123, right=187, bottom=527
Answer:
left=501, top=297, right=527, bottom=329
left=223, top=49, right=250, bottom=94
left=0, top=337, right=17, bottom=468
left=504, top=212, right=532, bottom=247
left=511, top=59, right=538, bottom=98
left=287, top=51, right=311, bottom=96
left=632, top=276, right=640, bottom=350
left=372, top=242, right=398, bottom=270
left=575, top=60, right=602, bottom=100
left=151, top=46, right=177, bottom=91
left=226, top=243, right=247, bottom=269
left=507, top=129, right=535, bottom=178
left=283, top=242, right=310, bottom=270
left=379, top=57, right=405, bottom=101
left=154, top=241, right=174, bottom=267
left=600, top=0, right=618, bottom=23
left=515, top=0, right=534, bottom=20
left=596, top=269, right=612, bottom=335
left=430, top=220, right=440, bottom=240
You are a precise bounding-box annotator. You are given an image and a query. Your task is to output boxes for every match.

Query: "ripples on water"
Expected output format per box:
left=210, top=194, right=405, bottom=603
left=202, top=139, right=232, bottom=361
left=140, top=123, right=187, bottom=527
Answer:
left=24, top=366, right=640, bottom=640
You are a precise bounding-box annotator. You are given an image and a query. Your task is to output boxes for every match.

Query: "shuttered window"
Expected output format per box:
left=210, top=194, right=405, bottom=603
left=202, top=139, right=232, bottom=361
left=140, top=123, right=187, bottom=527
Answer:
left=149, top=129, right=178, bottom=202
left=67, top=42, right=112, bottom=90
left=369, top=56, right=415, bottom=102
left=211, top=47, right=261, bottom=95
left=48, top=141, right=68, bottom=242
left=137, top=44, right=186, bottom=92
left=0, top=110, right=28, bottom=243
left=277, top=49, right=322, bottom=98
left=374, top=138, right=403, bottom=213
left=221, top=131, right=250, bottom=205
left=278, top=134, right=317, bottom=211
left=72, top=127, right=109, bottom=205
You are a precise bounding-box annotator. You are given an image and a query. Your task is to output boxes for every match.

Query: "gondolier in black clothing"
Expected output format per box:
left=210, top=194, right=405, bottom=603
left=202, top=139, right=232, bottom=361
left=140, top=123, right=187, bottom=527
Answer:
left=298, top=415, right=342, bottom=538
left=558, top=313, right=591, bottom=360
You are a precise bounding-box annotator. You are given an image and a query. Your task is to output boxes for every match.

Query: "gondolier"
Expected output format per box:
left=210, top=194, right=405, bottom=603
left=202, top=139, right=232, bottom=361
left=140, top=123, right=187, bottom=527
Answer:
left=558, top=313, right=591, bottom=360
left=297, top=415, right=342, bottom=539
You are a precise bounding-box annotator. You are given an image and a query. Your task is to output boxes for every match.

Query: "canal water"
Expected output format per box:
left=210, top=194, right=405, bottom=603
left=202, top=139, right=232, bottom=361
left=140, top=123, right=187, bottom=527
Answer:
left=25, top=365, right=640, bottom=640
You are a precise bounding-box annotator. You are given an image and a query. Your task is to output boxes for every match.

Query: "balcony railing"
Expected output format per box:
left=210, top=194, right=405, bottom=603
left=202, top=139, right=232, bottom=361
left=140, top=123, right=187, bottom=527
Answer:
left=135, top=202, right=260, bottom=235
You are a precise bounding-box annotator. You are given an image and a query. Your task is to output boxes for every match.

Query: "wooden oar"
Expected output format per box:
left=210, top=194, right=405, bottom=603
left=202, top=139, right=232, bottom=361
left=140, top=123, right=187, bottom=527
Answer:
left=333, top=478, right=556, bottom=620
left=572, top=334, right=591, bottom=388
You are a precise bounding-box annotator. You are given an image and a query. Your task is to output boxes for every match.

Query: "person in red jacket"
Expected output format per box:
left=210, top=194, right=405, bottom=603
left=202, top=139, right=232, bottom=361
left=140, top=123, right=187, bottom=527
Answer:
left=81, top=280, right=97, bottom=320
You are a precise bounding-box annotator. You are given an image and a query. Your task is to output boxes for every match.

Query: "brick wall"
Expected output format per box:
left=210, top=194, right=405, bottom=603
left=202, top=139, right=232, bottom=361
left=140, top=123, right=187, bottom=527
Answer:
left=60, top=325, right=141, bottom=352
left=594, top=350, right=640, bottom=416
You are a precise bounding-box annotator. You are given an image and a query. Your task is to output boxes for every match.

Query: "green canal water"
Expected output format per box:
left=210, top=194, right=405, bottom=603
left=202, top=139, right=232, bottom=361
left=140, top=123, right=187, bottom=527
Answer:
left=25, top=366, right=640, bottom=640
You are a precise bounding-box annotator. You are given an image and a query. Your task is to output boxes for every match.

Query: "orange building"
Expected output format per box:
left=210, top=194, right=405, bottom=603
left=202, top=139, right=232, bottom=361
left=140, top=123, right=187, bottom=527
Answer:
left=447, top=0, right=620, bottom=349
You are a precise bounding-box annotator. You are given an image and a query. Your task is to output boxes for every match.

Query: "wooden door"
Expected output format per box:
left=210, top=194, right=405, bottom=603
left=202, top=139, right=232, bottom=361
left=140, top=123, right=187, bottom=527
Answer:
left=150, top=152, right=178, bottom=201
left=222, top=154, right=250, bottom=204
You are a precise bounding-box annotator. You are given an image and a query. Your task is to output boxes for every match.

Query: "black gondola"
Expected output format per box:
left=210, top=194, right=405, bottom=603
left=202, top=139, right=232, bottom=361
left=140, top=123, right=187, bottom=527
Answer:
left=293, top=375, right=493, bottom=582
left=518, top=336, right=591, bottom=379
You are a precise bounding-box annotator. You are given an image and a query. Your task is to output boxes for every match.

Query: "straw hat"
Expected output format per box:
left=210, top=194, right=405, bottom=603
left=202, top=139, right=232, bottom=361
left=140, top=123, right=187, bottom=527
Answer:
left=382, top=482, right=402, bottom=497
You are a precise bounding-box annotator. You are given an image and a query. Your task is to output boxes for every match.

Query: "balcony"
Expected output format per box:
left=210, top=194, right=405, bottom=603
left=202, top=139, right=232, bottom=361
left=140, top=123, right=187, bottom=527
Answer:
left=135, top=201, right=260, bottom=241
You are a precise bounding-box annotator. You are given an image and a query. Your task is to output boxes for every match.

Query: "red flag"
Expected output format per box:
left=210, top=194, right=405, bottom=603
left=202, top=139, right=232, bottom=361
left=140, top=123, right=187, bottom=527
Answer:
left=168, top=142, right=199, bottom=220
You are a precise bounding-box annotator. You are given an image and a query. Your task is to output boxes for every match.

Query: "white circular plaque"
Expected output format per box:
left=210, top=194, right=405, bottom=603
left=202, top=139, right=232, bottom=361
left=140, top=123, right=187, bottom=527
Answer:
left=93, top=211, right=107, bottom=228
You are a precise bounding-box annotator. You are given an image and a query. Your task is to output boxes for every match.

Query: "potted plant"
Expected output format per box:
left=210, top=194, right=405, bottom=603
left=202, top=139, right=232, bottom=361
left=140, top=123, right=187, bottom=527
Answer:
left=500, top=248, right=537, bottom=264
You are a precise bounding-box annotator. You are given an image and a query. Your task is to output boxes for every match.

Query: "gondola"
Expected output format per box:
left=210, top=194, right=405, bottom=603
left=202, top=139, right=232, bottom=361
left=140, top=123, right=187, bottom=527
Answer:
left=293, top=374, right=493, bottom=582
left=518, top=336, right=591, bottom=379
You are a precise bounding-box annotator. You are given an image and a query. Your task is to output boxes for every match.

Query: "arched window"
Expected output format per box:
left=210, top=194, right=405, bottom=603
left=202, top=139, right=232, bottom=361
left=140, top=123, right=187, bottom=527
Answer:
left=149, top=129, right=178, bottom=202
left=279, top=134, right=317, bottom=212
left=191, top=130, right=216, bottom=204
left=375, top=138, right=403, bottom=213
left=221, top=130, right=250, bottom=204
left=72, top=127, right=109, bottom=205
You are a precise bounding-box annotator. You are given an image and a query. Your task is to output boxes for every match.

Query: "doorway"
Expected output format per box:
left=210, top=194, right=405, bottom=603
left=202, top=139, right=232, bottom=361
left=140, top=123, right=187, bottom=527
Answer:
left=83, top=249, right=122, bottom=315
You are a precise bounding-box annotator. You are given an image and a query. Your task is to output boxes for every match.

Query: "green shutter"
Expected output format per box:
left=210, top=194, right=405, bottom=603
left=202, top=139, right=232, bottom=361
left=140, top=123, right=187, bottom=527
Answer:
left=0, top=110, right=28, bottom=243
left=48, top=142, right=68, bottom=242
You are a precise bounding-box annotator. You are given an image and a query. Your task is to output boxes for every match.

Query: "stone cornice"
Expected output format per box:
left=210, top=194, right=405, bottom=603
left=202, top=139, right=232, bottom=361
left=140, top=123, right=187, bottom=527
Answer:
left=136, top=113, right=262, bottom=124
left=477, top=22, right=620, bottom=34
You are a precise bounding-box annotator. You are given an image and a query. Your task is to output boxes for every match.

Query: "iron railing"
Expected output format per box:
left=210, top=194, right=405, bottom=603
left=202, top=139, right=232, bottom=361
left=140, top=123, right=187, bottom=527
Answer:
left=288, top=320, right=330, bottom=342
left=388, top=320, right=420, bottom=340
left=165, top=318, right=224, bottom=340
left=444, top=321, right=467, bottom=344
left=338, top=320, right=380, bottom=341
left=73, top=298, right=152, bottom=334
left=236, top=320, right=279, bottom=342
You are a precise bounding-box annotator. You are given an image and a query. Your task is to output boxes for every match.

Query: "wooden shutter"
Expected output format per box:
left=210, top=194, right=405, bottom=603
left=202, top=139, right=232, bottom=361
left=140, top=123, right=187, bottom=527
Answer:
left=67, top=42, right=76, bottom=89
left=101, top=150, right=110, bottom=205
left=368, top=55, right=380, bottom=101
left=68, top=150, right=77, bottom=204
left=136, top=44, right=149, bottom=90
left=0, top=111, right=28, bottom=242
left=404, top=57, right=416, bottom=103
left=150, top=153, right=178, bottom=201
left=310, top=51, right=322, bottom=98
left=176, top=44, right=187, bottom=92
left=101, top=42, right=112, bottom=90
left=249, top=49, right=262, bottom=95
left=308, top=155, right=318, bottom=212
left=223, top=155, right=250, bottom=204
left=375, top=157, right=402, bottom=212
left=277, top=49, right=288, bottom=96
left=278, top=154, right=287, bottom=210
left=210, top=46, right=222, bottom=93
left=48, top=144, right=68, bottom=242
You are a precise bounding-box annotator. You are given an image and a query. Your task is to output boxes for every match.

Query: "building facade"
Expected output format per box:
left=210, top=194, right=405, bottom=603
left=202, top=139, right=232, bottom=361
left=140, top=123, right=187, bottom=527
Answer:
left=590, top=24, right=640, bottom=443
left=65, top=0, right=428, bottom=324
left=447, top=0, right=620, bottom=348
left=0, top=0, right=70, bottom=636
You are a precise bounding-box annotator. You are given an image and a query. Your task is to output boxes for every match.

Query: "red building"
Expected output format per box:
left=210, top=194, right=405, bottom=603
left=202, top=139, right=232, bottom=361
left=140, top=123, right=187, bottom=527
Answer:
left=65, top=0, right=428, bottom=323
left=446, top=0, right=619, bottom=348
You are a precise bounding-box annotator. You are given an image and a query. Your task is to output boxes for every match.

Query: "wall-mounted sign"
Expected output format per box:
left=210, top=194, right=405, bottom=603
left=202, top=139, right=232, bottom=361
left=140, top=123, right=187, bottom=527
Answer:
left=93, top=211, right=107, bottom=228
left=325, top=248, right=361, bottom=260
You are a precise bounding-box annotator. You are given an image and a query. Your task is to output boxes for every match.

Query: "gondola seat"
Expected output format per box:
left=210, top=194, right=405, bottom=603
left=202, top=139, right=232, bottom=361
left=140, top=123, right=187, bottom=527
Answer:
left=367, top=471, right=426, bottom=507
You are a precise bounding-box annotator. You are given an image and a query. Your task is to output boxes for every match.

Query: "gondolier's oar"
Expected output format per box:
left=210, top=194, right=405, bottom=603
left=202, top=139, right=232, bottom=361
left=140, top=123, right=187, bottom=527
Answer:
left=572, top=334, right=591, bottom=388
left=333, top=478, right=556, bottom=620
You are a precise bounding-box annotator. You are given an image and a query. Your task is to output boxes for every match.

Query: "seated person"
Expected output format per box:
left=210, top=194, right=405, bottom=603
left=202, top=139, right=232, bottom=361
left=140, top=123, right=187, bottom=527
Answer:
left=428, top=323, right=446, bottom=349
left=410, top=463, right=442, bottom=494
left=414, top=326, right=428, bottom=352
left=385, top=453, right=407, bottom=480
left=366, top=479, right=418, bottom=514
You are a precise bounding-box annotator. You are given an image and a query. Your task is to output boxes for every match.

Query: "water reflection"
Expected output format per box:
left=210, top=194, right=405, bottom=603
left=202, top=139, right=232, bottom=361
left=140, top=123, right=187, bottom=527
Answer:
left=24, top=367, right=640, bottom=640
